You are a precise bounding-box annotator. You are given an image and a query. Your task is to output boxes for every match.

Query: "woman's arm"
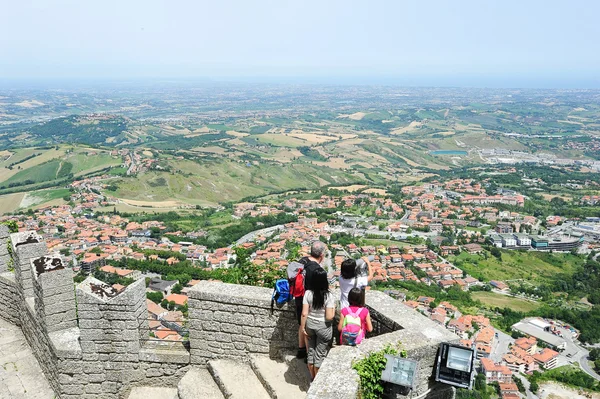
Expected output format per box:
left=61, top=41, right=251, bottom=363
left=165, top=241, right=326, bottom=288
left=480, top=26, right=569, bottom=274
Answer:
left=300, top=303, right=310, bottom=336
left=337, top=314, right=345, bottom=332
left=365, top=313, right=373, bottom=333
left=364, top=257, right=374, bottom=282
left=325, top=306, right=335, bottom=321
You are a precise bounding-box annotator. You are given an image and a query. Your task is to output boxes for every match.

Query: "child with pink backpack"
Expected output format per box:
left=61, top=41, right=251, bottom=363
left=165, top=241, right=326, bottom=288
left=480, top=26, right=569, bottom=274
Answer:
left=338, top=288, right=373, bottom=346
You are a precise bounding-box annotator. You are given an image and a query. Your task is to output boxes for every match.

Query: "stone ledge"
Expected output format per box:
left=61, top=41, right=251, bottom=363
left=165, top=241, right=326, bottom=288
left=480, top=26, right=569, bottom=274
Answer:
left=307, top=293, right=460, bottom=399
left=49, top=327, right=83, bottom=359
left=0, top=271, right=17, bottom=284
left=140, top=346, right=191, bottom=364
left=366, top=290, right=457, bottom=340
left=189, top=280, right=295, bottom=312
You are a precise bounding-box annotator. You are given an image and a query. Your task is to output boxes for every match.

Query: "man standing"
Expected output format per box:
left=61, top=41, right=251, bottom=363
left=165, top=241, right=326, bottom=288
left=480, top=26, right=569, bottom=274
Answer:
left=295, top=240, right=327, bottom=359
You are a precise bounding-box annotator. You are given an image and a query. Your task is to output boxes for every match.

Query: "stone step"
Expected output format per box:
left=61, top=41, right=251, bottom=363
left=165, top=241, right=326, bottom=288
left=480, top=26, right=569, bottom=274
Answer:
left=128, top=386, right=178, bottom=399
left=282, top=352, right=313, bottom=388
left=250, top=355, right=309, bottom=399
left=208, top=359, right=271, bottom=399
left=178, top=367, right=224, bottom=399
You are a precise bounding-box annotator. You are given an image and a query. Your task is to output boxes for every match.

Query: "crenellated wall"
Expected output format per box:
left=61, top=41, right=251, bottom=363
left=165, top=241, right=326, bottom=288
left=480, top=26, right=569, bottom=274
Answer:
left=0, top=231, right=459, bottom=399
left=0, top=231, right=191, bottom=399
left=0, top=272, right=20, bottom=325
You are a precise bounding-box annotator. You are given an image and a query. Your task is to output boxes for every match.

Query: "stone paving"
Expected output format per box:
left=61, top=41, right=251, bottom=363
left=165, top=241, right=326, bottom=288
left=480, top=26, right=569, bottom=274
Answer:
left=0, top=318, right=55, bottom=399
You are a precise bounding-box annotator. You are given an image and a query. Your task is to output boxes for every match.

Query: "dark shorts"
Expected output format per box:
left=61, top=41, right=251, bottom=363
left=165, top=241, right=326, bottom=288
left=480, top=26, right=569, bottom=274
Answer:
left=295, top=296, right=303, bottom=325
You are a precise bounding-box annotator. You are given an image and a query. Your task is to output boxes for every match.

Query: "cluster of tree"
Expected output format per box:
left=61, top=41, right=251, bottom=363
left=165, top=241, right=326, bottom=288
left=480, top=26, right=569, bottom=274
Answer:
left=588, top=349, right=600, bottom=372
left=298, top=146, right=327, bottom=161
left=134, top=247, right=187, bottom=262
left=528, top=367, right=600, bottom=393
left=550, top=257, right=600, bottom=304
left=166, top=212, right=297, bottom=249
left=108, top=247, right=283, bottom=291
left=6, top=153, right=40, bottom=168
left=93, top=270, right=135, bottom=287
left=377, top=281, right=479, bottom=311
left=456, top=373, right=493, bottom=399
left=25, top=115, right=129, bottom=146
left=148, top=132, right=229, bottom=150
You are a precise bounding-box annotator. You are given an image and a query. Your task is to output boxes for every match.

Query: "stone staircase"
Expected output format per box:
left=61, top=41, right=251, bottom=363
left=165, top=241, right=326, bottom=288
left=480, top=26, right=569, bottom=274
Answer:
left=129, top=352, right=311, bottom=399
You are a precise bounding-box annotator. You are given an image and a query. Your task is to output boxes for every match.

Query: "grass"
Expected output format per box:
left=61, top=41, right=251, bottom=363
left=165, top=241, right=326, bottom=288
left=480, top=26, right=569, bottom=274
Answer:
left=20, top=188, right=71, bottom=210
left=0, top=192, right=25, bottom=215
left=472, top=291, right=540, bottom=312
left=110, top=158, right=358, bottom=206
left=253, top=133, right=308, bottom=147
left=449, top=250, right=584, bottom=283
left=362, top=238, right=410, bottom=248
left=67, top=152, right=121, bottom=176
left=3, top=160, right=62, bottom=185
left=0, top=147, right=66, bottom=183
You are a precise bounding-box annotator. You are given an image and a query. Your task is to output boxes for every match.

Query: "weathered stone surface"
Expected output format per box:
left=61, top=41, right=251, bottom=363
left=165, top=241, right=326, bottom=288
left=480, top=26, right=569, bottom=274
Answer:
left=0, top=317, right=56, bottom=398
left=177, top=367, right=224, bottom=399
left=128, top=386, right=178, bottom=399
left=208, top=359, right=270, bottom=399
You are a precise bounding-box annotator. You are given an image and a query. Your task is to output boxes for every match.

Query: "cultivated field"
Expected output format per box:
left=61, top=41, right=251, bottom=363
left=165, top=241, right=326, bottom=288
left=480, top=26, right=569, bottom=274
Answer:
left=472, top=291, right=540, bottom=313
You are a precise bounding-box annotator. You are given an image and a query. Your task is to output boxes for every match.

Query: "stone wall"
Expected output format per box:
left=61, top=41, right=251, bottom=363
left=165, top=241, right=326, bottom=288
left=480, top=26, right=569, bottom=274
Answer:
left=0, top=225, right=10, bottom=273
left=188, top=280, right=298, bottom=365
left=0, top=231, right=460, bottom=399
left=0, top=231, right=192, bottom=399
left=307, top=290, right=459, bottom=399
left=0, top=272, right=20, bottom=325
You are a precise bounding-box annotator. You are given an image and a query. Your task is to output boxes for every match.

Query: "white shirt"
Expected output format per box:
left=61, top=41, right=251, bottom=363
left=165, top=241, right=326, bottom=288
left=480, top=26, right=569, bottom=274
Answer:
left=303, top=290, right=336, bottom=321
left=339, top=276, right=368, bottom=309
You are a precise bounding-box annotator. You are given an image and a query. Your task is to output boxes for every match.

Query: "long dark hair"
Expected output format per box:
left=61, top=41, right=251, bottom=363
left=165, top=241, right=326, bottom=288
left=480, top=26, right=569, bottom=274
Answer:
left=348, top=288, right=363, bottom=307
left=311, top=268, right=330, bottom=310
left=341, top=259, right=357, bottom=280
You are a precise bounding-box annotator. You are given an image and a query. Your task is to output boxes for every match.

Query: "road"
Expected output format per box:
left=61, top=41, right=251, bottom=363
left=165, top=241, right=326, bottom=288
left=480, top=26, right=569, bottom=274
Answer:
left=579, top=351, right=600, bottom=380
left=490, top=328, right=513, bottom=363
left=232, top=224, right=284, bottom=247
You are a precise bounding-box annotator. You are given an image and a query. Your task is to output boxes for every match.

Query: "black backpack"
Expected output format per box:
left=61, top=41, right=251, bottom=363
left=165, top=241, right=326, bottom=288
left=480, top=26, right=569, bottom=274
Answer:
left=299, top=257, right=322, bottom=292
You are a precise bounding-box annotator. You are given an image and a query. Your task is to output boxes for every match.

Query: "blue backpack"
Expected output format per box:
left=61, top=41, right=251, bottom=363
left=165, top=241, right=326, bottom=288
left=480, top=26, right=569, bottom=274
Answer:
left=271, top=279, right=291, bottom=314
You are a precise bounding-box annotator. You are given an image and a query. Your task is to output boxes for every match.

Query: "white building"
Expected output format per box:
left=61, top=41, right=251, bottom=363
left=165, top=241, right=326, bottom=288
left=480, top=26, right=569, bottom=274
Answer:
left=500, top=234, right=516, bottom=247
left=514, top=234, right=531, bottom=247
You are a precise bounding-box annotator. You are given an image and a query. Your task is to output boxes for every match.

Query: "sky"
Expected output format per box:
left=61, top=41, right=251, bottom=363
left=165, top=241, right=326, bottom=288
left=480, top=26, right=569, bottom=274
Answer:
left=1, top=0, right=599, bottom=87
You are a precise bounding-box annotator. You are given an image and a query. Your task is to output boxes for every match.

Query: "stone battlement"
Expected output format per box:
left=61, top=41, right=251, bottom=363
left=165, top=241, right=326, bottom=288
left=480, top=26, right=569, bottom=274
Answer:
left=0, top=230, right=458, bottom=398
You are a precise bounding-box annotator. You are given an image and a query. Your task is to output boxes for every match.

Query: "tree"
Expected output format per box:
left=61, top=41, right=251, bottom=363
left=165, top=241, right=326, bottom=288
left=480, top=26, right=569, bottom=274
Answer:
left=529, top=381, right=539, bottom=394
left=490, top=247, right=502, bottom=260
left=146, top=292, right=163, bottom=304
left=171, top=283, right=183, bottom=294
left=475, top=372, right=487, bottom=391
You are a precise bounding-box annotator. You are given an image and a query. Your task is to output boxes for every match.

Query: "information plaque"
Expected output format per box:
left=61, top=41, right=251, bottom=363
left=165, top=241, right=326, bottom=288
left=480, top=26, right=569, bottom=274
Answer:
left=380, top=355, right=419, bottom=389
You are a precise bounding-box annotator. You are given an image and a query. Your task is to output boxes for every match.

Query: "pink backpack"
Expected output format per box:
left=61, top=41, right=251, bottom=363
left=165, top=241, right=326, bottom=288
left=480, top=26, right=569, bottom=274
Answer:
left=340, top=308, right=365, bottom=346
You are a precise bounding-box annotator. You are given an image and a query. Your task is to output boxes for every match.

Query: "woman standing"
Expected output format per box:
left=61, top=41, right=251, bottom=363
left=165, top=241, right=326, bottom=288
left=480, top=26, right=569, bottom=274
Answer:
left=300, top=268, right=335, bottom=380
left=338, top=258, right=372, bottom=309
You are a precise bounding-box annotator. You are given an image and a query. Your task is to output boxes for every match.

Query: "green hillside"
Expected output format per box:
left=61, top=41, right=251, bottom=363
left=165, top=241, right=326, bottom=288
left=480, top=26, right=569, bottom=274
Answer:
left=25, top=115, right=128, bottom=145
left=109, top=159, right=361, bottom=205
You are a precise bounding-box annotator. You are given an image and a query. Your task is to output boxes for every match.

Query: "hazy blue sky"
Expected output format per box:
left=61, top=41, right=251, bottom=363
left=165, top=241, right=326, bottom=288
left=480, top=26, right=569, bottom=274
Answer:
left=1, top=0, right=599, bottom=87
